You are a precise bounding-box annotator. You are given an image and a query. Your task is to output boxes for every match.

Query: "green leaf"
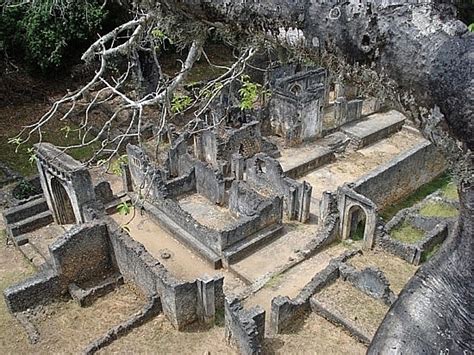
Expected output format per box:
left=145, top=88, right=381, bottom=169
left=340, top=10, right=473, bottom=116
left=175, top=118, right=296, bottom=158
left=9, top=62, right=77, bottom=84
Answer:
left=468, top=23, right=474, bottom=32
left=117, top=202, right=132, bottom=216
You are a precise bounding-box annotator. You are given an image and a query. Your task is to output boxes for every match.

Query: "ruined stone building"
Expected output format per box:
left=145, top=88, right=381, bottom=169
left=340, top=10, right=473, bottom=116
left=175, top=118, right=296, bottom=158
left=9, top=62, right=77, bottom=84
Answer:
left=2, top=64, right=451, bottom=354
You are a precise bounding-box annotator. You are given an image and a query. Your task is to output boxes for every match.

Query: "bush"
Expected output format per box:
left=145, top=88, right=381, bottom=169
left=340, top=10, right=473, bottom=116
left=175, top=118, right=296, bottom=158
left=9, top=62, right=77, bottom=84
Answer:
left=1, top=0, right=107, bottom=72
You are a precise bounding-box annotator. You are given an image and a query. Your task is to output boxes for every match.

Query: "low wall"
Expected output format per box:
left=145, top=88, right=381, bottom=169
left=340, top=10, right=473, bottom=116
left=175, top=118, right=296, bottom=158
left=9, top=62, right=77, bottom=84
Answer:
left=270, top=251, right=358, bottom=334
left=354, top=141, right=446, bottom=210
left=4, top=222, right=113, bottom=313
left=107, top=219, right=225, bottom=329
left=225, top=298, right=265, bottom=355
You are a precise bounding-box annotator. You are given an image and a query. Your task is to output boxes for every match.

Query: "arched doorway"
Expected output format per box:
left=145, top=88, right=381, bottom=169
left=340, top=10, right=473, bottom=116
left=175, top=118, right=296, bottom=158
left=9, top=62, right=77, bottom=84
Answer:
left=50, top=177, right=76, bottom=224
left=346, top=205, right=367, bottom=241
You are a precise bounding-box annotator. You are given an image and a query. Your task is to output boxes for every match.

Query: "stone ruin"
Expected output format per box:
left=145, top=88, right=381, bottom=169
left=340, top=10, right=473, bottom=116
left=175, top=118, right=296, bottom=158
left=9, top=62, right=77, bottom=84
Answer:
left=1, top=64, right=450, bottom=353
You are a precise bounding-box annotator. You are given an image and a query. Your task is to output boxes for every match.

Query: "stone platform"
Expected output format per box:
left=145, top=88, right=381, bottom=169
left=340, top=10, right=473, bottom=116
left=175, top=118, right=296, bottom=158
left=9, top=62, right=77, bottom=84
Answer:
left=341, top=110, right=406, bottom=148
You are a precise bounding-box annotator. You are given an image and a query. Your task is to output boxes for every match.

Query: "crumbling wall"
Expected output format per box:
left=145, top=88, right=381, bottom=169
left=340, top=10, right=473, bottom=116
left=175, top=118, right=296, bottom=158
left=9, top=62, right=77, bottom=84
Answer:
left=354, top=141, right=447, bottom=210
left=225, top=298, right=265, bottom=355
left=4, top=221, right=113, bottom=313
left=222, top=181, right=283, bottom=248
left=194, top=159, right=226, bottom=205
left=106, top=218, right=224, bottom=329
left=245, top=154, right=312, bottom=222
left=270, top=251, right=358, bottom=334
left=339, top=264, right=396, bottom=306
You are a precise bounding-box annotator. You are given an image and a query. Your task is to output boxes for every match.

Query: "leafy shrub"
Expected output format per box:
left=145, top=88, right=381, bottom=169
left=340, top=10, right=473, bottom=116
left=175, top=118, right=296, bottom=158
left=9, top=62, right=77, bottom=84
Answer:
left=1, top=0, right=107, bottom=72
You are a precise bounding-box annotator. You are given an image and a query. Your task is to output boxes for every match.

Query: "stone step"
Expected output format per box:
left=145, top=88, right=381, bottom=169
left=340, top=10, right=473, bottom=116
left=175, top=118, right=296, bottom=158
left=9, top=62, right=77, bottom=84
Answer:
left=7, top=211, right=54, bottom=239
left=18, top=242, right=48, bottom=270
left=279, top=145, right=336, bottom=179
left=341, top=110, right=406, bottom=149
left=223, top=223, right=284, bottom=266
left=3, top=196, right=49, bottom=224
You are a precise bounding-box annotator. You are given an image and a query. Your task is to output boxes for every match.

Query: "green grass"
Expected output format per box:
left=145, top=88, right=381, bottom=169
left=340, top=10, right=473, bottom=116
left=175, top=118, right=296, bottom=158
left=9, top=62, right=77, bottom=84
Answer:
left=0, top=124, right=100, bottom=176
left=419, top=201, right=459, bottom=218
left=381, top=173, right=454, bottom=221
left=391, top=222, right=425, bottom=244
left=441, top=182, right=458, bottom=200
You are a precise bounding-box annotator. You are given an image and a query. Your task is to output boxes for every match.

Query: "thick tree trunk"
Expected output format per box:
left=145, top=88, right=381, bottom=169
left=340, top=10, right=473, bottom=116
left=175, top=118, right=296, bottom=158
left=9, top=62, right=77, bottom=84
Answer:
left=156, top=0, right=474, bottom=352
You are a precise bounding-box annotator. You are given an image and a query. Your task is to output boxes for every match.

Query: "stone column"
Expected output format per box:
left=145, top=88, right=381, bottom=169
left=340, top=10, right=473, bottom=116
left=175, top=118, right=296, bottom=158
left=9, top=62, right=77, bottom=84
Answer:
left=231, top=153, right=245, bottom=181
left=299, top=181, right=312, bottom=223
left=334, top=96, right=348, bottom=126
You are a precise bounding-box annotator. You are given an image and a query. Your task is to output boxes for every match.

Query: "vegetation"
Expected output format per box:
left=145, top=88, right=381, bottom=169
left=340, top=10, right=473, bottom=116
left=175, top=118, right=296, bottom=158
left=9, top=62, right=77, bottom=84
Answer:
left=419, top=202, right=458, bottom=218
left=380, top=173, right=454, bottom=221
left=239, top=75, right=265, bottom=110
left=117, top=202, right=132, bottom=216
left=1, top=123, right=100, bottom=176
left=441, top=182, right=458, bottom=200
left=391, top=222, right=425, bottom=244
left=1, top=0, right=107, bottom=72
left=421, top=244, right=441, bottom=263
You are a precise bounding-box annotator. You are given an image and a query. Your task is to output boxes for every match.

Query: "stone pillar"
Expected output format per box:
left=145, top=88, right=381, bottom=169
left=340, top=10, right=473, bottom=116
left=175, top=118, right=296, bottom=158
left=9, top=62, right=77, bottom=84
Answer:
left=193, top=134, right=204, bottom=160
left=231, top=153, right=245, bottom=181
left=121, top=163, right=133, bottom=192
left=299, top=181, right=312, bottom=223
left=334, top=82, right=345, bottom=99
left=334, top=96, right=348, bottom=126
left=288, top=186, right=297, bottom=220
left=196, top=275, right=224, bottom=325
left=320, top=191, right=335, bottom=222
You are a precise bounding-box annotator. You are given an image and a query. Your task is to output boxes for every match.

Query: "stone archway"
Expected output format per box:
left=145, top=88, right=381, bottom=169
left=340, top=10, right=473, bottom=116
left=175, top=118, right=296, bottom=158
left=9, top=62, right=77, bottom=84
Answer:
left=338, top=186, right=377, bottom=250
left=35, top=143, right=96, bottom=225
left=50, top=177, right=76, bottom=224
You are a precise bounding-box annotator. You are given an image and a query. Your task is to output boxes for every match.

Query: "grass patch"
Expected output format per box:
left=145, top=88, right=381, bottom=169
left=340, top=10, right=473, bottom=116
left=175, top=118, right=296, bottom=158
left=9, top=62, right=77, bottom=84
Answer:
left=264, top=273, right=284, bottom=289
left=441, top=182, right=458, bottom=200
left=381, top=173, right=454, bottom=221
left=419, top=202, right=458, bottom=218
left=391, top=222, right=425, bottom=244
left=0, top=123, right=100, bottom=176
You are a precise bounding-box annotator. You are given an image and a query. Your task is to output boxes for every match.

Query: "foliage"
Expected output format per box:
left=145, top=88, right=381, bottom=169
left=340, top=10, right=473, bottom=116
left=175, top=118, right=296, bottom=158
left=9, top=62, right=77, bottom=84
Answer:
left=468, top=23, right=474, bottom=32
left=108, top=155, right=128, bottom=176
left=13, top=179, right=37, bottom=200
left=171, top=93, right=192, bottom=113
left=238, top=75, right=264, bottom=110
left=117, top=202, right=132, bottom=216
left=0, top=0, right=107, bottom=72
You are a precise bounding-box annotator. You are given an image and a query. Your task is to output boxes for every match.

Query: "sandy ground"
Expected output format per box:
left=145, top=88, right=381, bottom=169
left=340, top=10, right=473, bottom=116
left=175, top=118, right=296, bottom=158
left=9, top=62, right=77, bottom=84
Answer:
left=265, top=313, right=367, bottom=354
left=300, top=130, right=426, bottom=199
left=244, top=243, right=354, bottom=318
left=315, top=280, right=389, bottom=339
left=111, top=211, right=246, bottom=295
left=230, top=218, right=319, bottom=284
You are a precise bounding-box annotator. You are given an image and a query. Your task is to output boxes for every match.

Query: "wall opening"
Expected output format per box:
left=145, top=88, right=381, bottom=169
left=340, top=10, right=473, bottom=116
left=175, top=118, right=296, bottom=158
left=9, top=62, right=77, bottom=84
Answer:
left=347, top=205, right=367, bottom=241
left=51, top=177, right=76, bottom=224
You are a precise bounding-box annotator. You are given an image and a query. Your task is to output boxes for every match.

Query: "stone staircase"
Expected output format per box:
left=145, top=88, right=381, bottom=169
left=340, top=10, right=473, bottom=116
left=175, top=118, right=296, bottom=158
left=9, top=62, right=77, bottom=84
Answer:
left=3, top=196, right=53, bottom=246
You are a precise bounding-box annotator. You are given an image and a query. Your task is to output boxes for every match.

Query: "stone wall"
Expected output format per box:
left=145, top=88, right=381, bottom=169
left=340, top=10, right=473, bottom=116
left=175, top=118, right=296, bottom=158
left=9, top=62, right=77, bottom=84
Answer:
left=4, top=221, right=113, bottom=313
left=106, top=218, right=225, bottom=329
left=194, top=159, right=226, bottom=205
left=354, top=141, right=446, bottom=210
left=245, top=154, right=312, bottom=222
left=270, top=251, right=358, bottom=334
left=225, top=298, right=265, bottom=355
left=339, top=264, right=396, bottom=306
left=49, top=223, right=113, bottom=284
